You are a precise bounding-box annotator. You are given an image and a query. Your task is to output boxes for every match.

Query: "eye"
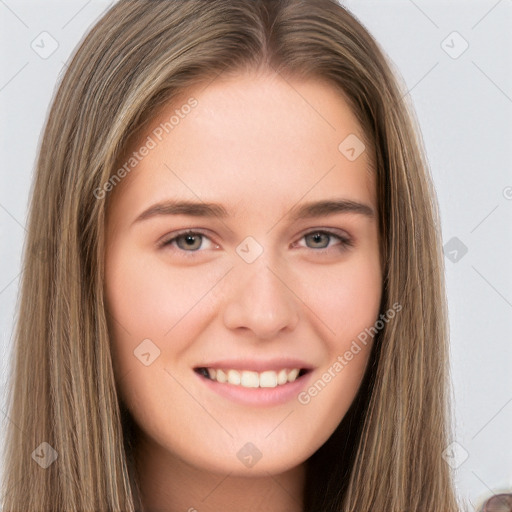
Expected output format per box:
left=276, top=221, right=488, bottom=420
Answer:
left=158, top=228, right=353, bottom=258
left=295, top=229, right=353, bottom=253
left=159, top=230, right=218, bottom=255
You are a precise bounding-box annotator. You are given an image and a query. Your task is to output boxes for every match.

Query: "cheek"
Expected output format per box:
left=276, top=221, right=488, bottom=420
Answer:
left=104, top=245, right=226, bottom=377
left=299, top=253, right=382, bottom=343
left=292, top=256, right=381, bottom=441
left=105, top=246, right=221, bottom=334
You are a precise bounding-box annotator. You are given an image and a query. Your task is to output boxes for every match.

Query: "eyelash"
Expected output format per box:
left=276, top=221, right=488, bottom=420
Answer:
left=158, top=228, right=354, bottom=258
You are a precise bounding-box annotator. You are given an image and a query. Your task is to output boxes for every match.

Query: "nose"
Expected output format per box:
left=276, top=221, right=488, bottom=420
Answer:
left=222, top=258, right=300, bottom=340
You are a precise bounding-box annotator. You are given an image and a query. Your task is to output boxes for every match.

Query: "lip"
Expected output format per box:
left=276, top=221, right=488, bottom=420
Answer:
left=193, top=358, right=314, bottom=373
left=194, top=366, right=314, bottom=407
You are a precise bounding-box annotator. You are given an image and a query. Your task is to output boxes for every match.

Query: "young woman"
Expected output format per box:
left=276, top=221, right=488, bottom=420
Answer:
left=1, top=1, right=460, bottom=510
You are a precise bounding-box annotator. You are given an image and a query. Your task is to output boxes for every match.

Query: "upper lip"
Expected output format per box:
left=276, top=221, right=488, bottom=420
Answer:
left=194, top=358, right=314, bottom=373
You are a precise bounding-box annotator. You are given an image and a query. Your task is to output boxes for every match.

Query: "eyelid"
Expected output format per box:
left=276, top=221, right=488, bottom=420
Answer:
left=158, top=227, right=354, bottom=256
left=292, top=227, right=354, bottom=251
left=158, top=228, right=218, bottom=251
left=295, top=226, right=352, bottom=244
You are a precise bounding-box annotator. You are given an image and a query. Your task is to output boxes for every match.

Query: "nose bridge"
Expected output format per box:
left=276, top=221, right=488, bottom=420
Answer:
left=222, top=249, right=300, bottom=338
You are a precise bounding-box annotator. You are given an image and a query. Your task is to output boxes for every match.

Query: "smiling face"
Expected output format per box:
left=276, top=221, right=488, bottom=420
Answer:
left=104, top=70, right=382, bottom=477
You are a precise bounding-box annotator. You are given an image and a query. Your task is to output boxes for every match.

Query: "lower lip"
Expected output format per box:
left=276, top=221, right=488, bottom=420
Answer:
left=194, top=370, right=314, bottom=407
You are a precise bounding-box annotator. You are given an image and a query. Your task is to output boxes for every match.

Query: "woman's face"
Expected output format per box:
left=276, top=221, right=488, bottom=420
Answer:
left=104, top=71, right=382, bottom=476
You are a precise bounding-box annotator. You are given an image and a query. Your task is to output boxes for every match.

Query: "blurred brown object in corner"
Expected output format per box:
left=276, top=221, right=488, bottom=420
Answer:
left=481, top=494, right=512, bottom=512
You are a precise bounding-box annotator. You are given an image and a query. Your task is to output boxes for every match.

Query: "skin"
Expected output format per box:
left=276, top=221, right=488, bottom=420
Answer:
left=104, top=70, right=382, bottom=512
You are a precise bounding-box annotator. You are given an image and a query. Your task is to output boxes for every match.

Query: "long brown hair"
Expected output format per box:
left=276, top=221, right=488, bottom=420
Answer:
left=1, top=1, right=459, bottom=510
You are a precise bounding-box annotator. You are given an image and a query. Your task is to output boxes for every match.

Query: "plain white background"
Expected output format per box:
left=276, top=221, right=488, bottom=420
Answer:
left=0, top=1, right=511, bottom=510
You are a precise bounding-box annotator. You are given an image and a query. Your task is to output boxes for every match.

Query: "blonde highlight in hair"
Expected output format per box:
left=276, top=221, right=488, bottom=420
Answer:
left=2, top=1, right=459, bottom=510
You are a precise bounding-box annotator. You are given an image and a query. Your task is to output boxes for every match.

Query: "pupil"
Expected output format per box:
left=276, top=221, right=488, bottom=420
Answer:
left=309, top=232, right=327, bottom=248
left=180, top=234, right=201, bottom=250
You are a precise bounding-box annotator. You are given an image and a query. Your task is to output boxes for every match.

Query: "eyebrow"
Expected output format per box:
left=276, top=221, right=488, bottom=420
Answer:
left=131, top=198, right=375, bottom=226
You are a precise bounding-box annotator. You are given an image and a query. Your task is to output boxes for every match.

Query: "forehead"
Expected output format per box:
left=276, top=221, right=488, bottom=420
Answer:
left=108, top=72, right=375, bottom=221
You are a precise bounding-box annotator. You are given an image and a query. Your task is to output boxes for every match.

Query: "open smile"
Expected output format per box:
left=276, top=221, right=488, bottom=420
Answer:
left=193, top=366, right=313, bottom=407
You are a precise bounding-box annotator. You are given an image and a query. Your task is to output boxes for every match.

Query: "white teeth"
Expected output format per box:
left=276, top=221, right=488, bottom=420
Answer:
left=202, top=368, right=304, bottom=388
left=259, top=371, right=277, bottom=388
left=227, top=369, right=241, bottom=385
left=277, top=369, right=288, bottom=385
left=240, top=371, right=259, bottom=388
left=287, top=368, right=299, bottom=382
